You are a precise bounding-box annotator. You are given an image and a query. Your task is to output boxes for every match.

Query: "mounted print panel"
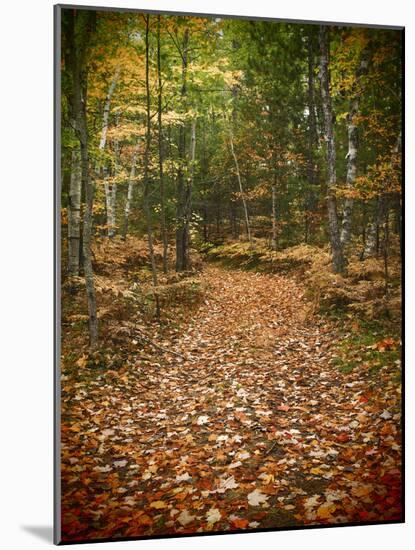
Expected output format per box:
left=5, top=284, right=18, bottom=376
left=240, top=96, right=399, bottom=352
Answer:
left=54, top=4, right=403, bottom=544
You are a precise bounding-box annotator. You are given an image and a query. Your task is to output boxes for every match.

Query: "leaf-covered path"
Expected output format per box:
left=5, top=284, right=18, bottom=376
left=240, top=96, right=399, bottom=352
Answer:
left=61, top=265, right=401, bottom=541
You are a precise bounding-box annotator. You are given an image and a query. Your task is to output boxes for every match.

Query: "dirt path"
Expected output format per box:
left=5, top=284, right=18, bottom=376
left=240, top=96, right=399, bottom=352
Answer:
left=61, top=265, right=401, bottom=541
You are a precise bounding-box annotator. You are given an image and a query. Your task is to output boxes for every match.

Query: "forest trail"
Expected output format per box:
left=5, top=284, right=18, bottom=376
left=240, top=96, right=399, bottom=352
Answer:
left=61, top=265, right=401, bottom=541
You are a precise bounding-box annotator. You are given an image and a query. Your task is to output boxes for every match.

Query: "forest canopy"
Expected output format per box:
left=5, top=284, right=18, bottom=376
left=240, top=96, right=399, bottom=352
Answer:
left=60, top=9, right=402, bottom=346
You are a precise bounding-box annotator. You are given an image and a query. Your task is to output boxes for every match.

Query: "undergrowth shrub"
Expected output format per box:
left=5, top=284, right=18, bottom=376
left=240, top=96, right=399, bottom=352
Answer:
left=205, top=239, right=401, bottom=321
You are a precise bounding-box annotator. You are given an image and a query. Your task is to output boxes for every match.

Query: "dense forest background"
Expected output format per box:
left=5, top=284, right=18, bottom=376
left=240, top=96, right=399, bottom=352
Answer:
left=61, top=10, right=401, bottom=344
left=59, top=8, right=402, bottom=541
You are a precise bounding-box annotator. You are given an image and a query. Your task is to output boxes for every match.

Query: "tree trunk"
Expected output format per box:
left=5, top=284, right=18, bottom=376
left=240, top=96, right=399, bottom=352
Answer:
left=383, top=207, right=390, bottom=295
left=122, top=143, right=139, bottom=239
left=271, top=181, right=277, bottom=251
left=203, top=203, right=209, bottom=242
left=184, top=118, right=197, bottom=261
left=97, top=66, right=120, bottom=237
left=175, top=29, right=190, bottom=272
left=107, top=133, right=119, bottom=238
left=362, top=196, right=387, bottom=260
left=67, top=145, right=81, bottom=277
left=305, top=32, right=318, bottom=244
left=229, top=127, right=252, bottom=246
left=66, top=10, right=98, bottom=347
left=157, top=16, right=168, bottom=273
left=99, top=67, right=120, bottom=150
left=340, top=51, right=369, bottom=248
left=362, top=221, right=377, bottom=260
left=104, top=174, right=117, bottom=238
left=81, top=136, right=99, bottom=347
left=393, top=131, right=402, bottom=257
left=143, top=15, right=161, bottom=318
left=318, top=25, right=345, bottom=274
left=201, top=122, right=210, bottom=243
left=108, top=182, right=117, bottom=238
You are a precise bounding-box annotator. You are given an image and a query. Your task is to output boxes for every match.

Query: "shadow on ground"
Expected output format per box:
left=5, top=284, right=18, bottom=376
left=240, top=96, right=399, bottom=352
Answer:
left=21, top=525, right=53, bottom=543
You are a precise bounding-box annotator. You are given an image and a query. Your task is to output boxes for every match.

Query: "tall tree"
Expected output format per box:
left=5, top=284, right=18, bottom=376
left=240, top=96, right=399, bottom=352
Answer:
left=340, top=43, right=370, bottom=248
left=175, top=28, right=190, bottom=272
left=305, top=30, right=318, bottom=244
left=98, top=66, right=120, bottom=238
left=67, top=142, right=81, bottom=277
left=318, top=26, right=345, bottom=274
left=143, top=15, right=161, bottom=317
left=229, top=125, right=252, bottom=246
left=122, top=142, right=139, bottom=239
left=157, top=16, right=169, bottom=273
left=64, top=9, right=99, bottom=346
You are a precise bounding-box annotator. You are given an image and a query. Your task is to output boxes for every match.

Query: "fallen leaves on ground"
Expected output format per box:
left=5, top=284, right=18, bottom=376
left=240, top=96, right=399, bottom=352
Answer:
left=61, top=264, right=401, bottom=541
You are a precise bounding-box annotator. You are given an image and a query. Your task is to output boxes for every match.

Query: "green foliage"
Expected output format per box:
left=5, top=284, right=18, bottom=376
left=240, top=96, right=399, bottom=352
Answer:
left=331, top=320, right=400, bottom=377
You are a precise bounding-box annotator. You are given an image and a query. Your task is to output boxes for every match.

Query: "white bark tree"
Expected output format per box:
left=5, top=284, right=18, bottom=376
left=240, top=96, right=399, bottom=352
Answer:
left=67, top=145, right=81, bottom=276
left=97, top=66, right=120, bottom=237
left=340, top=51, right=370, bottom=249
left=229, top=127, right=252, bottom=247
left=122, top=142, right=140, bottom=239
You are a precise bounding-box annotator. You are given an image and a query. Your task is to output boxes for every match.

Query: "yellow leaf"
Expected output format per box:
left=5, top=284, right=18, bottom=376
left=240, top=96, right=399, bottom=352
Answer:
left=310, top=467, right=324, bottom=475
left=316, top=503, right=336, bottom=519
left=76, top=355, right=88, bottom=368
left=351, top=485, right=373, bottom=498
left=150, top=500, right=167, bottom=509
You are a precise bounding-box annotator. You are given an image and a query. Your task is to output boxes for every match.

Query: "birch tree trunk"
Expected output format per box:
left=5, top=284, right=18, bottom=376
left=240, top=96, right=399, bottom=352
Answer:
left=108, top=182, right=117, bottom=237
left=68, top=146, right=81, bottom=276
left=99, top=66, right=120, bottom=151
left=340, top=52, right=369, bottom=248
left=362, top=131, right=400, bottom=260
left=143, top=15, right=161, bottom=317
left=97, top=66, right=120, bottom=237
left=122, top=144, right=139, bottom=239
left=362, top=196, right=387, bottom=259
left=318, top=25, right=345, bottom=274
left=157, top=16, right=168, bottom=273
left=103, top=175, right=115, bottom=238
left=229, top=127, right=252, bottom=247
left=362, top=220, right=377, bottom=260
left=107, top=133, right=119, bottom=238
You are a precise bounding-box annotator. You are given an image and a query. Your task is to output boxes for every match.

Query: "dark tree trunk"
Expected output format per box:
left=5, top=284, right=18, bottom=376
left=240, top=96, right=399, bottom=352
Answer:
left=271, top=172, right=277, bottom=251
left=200, top=123, right=210, bottom=243
left=185, top=119, right=197, bottom=259
left=362, top=196, right=387, bottom=260
left=383, top=207, right=390, bottom=294
left=157, top=16, right=168, bottom=273
left=318, top=25, right=345, bottom=274
left=305, top=31, right=317, bottom=244
left=175, top=29, right=190, bottom=272
left=65, top=10, right=98, bottom=347
left=393, top=132, right=402, bottom=257
left=143, top=15, right=161, bottom=318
